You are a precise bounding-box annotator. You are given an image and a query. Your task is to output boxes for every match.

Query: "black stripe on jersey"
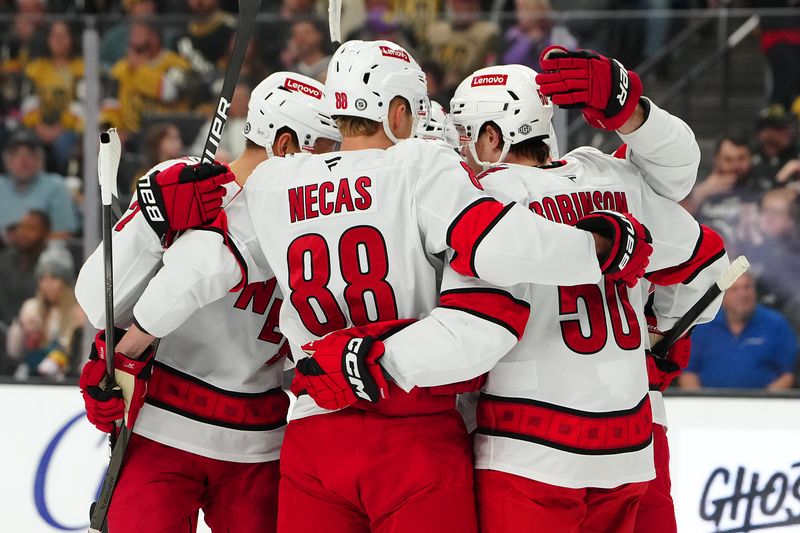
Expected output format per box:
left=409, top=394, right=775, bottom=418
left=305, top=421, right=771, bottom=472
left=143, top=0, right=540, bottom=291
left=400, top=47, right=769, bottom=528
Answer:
left=197, top=225, right=249, bottom=289
left=152, top=361, right=282, bottom=398
left=682, top=249, right=726, bottom=285
left=477, top=428, right=653, bottom=456
left=439, top=287, right=532, bottom=310
left=375, top=321, right=415, bottom=341
left=469, top=202, right=515, bottom=278
left=685, top=221, right=705, bottom=264
left=145, top=398, right=288, bottom=432
left=439, top=305, right=519, bottom=339
left=132, top=315, right=153, bottom=336
left=445, top=197, right=496, bottom=247
left=480, top=392, right=649, bottom=419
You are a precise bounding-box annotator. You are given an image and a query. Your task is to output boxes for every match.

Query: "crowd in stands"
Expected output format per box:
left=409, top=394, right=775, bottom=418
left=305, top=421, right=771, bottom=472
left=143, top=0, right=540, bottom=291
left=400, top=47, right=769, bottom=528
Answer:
left=0, top=0, right=798, bottom=390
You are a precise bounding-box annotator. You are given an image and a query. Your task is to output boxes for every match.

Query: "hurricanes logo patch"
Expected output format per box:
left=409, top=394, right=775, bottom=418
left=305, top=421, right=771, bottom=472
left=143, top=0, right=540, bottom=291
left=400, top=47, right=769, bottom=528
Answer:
left=355, top=98, right=367, bottom=111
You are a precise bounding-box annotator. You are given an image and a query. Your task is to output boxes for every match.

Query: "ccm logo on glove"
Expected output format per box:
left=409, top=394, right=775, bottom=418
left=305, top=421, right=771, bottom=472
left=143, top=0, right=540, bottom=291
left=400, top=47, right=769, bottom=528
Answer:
left=344, top=337, right=380, bottom=402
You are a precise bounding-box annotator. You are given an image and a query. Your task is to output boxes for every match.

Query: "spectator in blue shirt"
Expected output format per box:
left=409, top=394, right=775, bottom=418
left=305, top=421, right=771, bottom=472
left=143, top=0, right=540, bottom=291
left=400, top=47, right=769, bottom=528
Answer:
left=680, top=273, right=798, bottom=389
left=0, top=129, right=79, bottom=241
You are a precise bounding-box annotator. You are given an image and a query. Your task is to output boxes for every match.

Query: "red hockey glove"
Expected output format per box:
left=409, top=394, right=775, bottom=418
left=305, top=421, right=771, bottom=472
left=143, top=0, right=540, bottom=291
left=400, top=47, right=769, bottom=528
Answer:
left=79, top=329, right=155, bottom=432
left=537, top=46, right=643, bottom=131
left=576, top=210, right=653, bottom=288
left=291, top=320, right=415, bottom=410
left=646, top=317, right=692, bottom=391
left=137, top=161, right=235, bottom=245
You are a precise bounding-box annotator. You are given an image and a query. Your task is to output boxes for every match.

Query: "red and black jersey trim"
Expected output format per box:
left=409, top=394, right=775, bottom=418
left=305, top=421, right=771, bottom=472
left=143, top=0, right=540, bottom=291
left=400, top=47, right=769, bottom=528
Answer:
left=114, top=201, right=141, bottom=232
left=476, top=165, right=508, bottom=181
left=196, top=212, right=249, bottom=292
left=145, top=361, right=289, bottom=431
left=439, top=288, right=531, bottom=340
left=477, top=393, right=653, bottom=455
left=538, top=160, right=567, bottom=170
left=447, top=198, right=515, bottom=278
left=647, top=224, right=726, bottom=286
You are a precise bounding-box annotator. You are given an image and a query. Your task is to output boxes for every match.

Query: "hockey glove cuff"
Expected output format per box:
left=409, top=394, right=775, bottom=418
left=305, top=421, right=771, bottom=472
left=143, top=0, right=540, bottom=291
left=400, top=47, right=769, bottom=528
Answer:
left=292, top=319, right=415, bottom=410
left=80, top=329, right=155, bottom=432
left=646, top=317, right=691, bottom=391
left=137, top=161, right=235, bottom=246
left=577, top=210, right=652, bottom=288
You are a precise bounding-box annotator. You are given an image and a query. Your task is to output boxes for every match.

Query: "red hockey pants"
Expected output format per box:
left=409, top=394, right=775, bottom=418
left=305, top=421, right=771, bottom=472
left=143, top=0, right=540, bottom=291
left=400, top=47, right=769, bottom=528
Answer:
left=476, top=469, right=648, bottom=532
left=277, top=408, right=478, bottom=533
left=107, top=433, right=280, bottom=532
left=633, top=423, right=677, bottom=533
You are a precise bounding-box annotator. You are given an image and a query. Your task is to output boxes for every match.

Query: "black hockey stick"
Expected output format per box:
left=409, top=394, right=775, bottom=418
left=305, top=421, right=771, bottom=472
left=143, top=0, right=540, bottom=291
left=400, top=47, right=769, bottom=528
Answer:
left=88, top=129, right=122, bottom=533
left=87, top=4, right=261, bottom=531
left=650, top=255, right=749, bottom=359
left=200, top=0, right=262, bottom=164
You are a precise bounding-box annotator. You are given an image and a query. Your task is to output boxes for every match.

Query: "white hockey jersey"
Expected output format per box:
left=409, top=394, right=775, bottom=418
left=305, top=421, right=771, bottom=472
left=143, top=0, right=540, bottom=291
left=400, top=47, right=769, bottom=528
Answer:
left=75, top=158, right=290, bottom=463
left=131, top=138, right=635, bottom=421
left=469, top=150, right=728, bottom=489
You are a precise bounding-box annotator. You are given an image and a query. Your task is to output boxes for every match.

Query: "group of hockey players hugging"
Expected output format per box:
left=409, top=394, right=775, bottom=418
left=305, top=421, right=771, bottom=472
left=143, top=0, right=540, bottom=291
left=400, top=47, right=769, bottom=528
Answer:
left=76, top=38, right=729, bottom=533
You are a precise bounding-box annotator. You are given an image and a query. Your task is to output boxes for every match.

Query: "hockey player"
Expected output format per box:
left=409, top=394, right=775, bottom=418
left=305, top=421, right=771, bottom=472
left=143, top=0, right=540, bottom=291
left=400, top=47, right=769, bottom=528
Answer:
left=415, top=99, right=460, bottom=149
left=75, top=72, right=340, bottom=533
left=110, top=40, right=654, bottom=532
left=303, top=54, right=728, bottom=532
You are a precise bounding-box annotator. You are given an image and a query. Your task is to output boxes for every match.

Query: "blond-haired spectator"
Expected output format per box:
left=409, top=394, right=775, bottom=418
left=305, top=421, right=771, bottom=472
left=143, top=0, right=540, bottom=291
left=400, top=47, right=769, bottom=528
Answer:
left=6, top=251, right=84, bottom=381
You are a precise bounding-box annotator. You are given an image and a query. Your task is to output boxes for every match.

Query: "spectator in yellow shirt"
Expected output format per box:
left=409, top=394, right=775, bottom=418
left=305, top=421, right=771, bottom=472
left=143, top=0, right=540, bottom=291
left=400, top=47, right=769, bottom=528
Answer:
left=105, top=21, right=190, bottom=137
left=22, top=21, right=84, bottom=174
left=425, top=0, right=499, bottom=92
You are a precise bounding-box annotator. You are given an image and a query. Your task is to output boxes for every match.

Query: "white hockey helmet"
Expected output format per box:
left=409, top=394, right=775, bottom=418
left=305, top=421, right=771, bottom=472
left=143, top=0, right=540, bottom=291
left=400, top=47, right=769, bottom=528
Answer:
left=245, top=72, right=341, bottom=157
left=415, top=100, right=460, bottom=150
left=325, top=40, right=429, bottom=144
left=450, top=64, right=554, bottom=169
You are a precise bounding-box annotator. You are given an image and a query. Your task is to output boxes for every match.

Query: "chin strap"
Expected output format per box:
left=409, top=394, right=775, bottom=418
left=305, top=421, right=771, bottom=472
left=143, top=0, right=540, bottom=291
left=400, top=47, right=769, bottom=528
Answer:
left=468, top=138, right=511, bottom=171
left=382, top=114, right=422, bottom=145
left=546, top=123, right=559, bottom=159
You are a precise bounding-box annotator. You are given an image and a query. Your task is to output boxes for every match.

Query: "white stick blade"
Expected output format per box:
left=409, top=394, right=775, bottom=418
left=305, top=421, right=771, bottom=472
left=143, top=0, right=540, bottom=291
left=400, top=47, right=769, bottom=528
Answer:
left=328, top=0, right=342, bottom=44
left=98, top=128, right=121, bottom=206
left=718, top=255, right=750, bottom=291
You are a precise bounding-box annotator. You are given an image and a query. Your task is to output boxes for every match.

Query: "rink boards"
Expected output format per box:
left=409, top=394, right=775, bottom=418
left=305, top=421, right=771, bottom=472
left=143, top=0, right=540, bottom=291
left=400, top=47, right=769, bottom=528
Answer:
left=1, top=385, right=799, bottom=532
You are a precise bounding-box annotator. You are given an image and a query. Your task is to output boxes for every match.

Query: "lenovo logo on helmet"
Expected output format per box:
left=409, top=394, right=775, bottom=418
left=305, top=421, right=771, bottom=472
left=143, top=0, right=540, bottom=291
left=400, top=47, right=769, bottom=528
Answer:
left=285, top=78, right=322, bottom=100
left=379, top=45, right=410, bottom=62
left=471, top=74, right=508, bottom=87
